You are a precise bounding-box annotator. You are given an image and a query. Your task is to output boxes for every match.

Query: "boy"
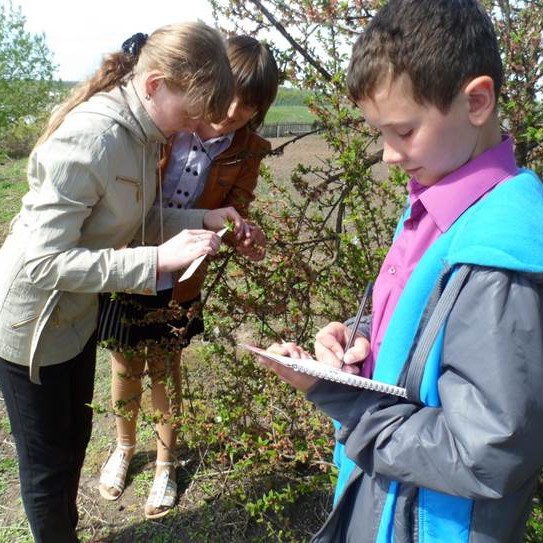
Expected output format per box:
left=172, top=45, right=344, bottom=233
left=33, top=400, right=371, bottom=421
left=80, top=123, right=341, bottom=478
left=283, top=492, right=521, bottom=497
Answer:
left=258, top=0, right=543, bottom=541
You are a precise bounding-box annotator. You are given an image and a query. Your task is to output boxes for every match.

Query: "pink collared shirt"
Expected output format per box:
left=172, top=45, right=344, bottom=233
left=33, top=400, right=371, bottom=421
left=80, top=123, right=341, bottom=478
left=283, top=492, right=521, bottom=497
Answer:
left=361, top=136, right=518, bottom=377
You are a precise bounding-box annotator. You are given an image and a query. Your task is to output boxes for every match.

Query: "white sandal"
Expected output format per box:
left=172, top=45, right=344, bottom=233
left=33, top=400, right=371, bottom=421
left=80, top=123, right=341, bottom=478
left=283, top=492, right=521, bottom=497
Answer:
left=98, top=443, right=135, bottom=501
left=144, top=461, right=177, bottom=519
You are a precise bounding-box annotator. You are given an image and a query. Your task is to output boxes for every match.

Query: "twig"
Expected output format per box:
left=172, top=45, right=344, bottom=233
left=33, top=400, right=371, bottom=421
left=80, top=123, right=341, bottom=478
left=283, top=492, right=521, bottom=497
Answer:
left=269, top=126, right=324, bottom=157
left=248, top=0, right=333, bottom=82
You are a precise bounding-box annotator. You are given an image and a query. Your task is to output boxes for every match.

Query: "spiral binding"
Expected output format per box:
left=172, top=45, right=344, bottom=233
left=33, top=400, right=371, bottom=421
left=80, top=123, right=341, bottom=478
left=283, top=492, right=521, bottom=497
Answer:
left=241, top=344, right=408, bottom=399
left=290, top=359, right=407, bottom=398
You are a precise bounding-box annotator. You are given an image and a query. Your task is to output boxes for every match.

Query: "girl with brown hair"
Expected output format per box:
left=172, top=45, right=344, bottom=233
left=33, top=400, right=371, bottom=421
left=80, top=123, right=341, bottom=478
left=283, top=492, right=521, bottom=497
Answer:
left=98, top=35, right=279, bottom=519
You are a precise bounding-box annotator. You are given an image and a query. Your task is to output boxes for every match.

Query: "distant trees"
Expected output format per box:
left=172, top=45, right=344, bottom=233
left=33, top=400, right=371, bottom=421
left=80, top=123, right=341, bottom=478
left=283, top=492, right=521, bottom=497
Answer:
left=0, top=0, right=64, bottom=158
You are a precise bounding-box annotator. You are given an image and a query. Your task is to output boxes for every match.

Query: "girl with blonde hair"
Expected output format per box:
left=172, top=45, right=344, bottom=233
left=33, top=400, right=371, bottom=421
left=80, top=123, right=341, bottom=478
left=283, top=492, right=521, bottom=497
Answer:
left=0, top=21, right=249, bottom=543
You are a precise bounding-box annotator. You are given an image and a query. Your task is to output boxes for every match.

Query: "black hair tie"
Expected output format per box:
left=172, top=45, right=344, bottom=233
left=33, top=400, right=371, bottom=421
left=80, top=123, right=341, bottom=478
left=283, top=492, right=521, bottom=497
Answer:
left=121, top=33, right=148, bottom=57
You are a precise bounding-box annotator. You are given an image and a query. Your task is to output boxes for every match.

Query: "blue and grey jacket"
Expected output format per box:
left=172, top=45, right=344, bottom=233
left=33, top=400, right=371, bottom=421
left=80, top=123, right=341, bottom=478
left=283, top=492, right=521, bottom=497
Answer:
left=308, top=170, right=543, bottom=542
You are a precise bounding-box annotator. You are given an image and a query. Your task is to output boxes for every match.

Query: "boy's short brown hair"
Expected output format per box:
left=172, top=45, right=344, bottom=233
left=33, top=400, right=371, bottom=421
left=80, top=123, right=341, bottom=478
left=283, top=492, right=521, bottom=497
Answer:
left=347, top=0, right=503, bottom=112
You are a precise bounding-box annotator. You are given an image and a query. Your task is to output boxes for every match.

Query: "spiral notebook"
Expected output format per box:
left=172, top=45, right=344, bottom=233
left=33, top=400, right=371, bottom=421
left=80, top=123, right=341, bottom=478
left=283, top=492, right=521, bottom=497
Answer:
left=241, top=344, right=407, bottom=398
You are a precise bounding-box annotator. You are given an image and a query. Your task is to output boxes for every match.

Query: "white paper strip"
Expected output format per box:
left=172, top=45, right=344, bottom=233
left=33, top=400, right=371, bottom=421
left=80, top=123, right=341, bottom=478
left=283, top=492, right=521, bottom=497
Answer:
left=177, top=226, right=229, bottom=282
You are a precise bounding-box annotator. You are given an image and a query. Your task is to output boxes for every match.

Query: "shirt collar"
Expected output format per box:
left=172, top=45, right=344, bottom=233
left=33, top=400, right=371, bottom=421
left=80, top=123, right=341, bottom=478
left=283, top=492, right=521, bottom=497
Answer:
left=198, top=131, right=235, bottom=153
left=171, top=131, right=234, bottom=162
left=410, top=136, right=518, bottom=232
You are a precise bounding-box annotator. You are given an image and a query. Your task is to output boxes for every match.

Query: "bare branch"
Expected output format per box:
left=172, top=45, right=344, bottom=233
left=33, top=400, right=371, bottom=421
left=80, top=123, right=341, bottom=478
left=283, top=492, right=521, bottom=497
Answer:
left=247, top=0, right=333, bottom=82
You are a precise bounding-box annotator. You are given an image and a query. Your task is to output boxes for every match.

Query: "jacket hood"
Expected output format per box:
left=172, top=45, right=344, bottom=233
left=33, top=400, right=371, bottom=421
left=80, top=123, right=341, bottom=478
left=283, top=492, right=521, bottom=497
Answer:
left=447, top=169, right=543, bottom=274
left=71, top=80, right=167, bottom=146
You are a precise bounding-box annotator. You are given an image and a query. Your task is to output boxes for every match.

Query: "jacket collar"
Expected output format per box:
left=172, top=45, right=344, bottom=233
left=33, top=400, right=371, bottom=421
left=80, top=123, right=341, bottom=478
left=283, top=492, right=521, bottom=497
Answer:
left=119, top=80, right=167, bottom=145
left=216, top=125, right=252, bottom=159
left=86, top=80, right=167, bottom=146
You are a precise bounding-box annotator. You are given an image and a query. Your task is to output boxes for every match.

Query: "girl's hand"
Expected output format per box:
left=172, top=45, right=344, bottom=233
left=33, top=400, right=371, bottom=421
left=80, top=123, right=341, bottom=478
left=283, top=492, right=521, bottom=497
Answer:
left=236, top=223, right=266, bottom=261
left=257, top=342, right=317, bottom=392
left=203, top=207, right=250, bottom=241
left=157, top=229, right=221, bottom=273
left=315, top=321, right=370, bottom=374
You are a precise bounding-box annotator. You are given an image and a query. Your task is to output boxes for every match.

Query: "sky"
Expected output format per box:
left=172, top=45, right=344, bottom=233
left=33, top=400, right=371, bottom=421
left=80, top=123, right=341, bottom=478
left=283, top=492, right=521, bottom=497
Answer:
left=11, top=0, right=215, bottom=81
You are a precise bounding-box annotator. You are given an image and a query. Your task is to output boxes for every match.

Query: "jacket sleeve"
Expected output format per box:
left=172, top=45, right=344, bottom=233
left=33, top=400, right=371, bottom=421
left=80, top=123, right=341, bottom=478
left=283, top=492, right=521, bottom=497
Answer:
left=308, top=267, right=543, bottom=499
left=22, top=136, right=159, bottom=294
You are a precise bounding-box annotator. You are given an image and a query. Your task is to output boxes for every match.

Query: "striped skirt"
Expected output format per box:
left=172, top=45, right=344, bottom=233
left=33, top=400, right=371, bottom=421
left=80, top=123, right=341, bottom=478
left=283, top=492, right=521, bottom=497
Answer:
left=96, top=289, right=204, bottom=350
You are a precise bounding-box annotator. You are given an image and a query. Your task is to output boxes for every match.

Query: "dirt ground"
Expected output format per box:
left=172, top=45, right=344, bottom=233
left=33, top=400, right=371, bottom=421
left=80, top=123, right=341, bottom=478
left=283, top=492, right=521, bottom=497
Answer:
left=264, top=132, right=389, bottom=185
left=264, top=133, right=334, bottom=181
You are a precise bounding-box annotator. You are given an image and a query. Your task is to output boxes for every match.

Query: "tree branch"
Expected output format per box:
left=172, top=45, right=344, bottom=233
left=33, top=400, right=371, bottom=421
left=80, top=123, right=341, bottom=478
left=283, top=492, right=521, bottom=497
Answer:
left=248, top=0, right=333, bottom=82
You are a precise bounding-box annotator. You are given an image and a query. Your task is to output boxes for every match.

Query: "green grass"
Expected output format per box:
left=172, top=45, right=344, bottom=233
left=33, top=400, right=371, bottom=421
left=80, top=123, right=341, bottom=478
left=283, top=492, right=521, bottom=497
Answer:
left=132, top=470, right=154, bottom=498
left=0, top=520, right=33, bottom=543
left=265, top=105, right=316, bottom=124
left=0, top=158, right=27, bottom=227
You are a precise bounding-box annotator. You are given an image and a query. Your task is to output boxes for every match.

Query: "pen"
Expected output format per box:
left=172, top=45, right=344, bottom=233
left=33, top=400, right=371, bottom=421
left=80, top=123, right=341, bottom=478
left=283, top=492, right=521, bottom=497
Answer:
left=340, top=280, right=374, bottom=370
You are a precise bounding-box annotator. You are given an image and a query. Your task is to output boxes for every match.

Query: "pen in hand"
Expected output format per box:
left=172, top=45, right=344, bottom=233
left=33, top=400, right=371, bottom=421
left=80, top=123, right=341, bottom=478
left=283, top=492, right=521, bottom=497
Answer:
left=340, top=281, right=374, bottom=370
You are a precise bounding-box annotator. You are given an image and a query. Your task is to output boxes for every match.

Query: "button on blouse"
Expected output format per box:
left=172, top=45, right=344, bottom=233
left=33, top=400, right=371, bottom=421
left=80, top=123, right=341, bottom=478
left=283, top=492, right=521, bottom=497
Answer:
left=161, top=132, right=234, bottom=209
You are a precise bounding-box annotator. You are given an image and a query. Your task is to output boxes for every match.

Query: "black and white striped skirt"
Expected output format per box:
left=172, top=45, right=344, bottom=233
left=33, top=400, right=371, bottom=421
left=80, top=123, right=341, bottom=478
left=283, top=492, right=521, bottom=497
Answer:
left=96, top=289, right=204, bottom=350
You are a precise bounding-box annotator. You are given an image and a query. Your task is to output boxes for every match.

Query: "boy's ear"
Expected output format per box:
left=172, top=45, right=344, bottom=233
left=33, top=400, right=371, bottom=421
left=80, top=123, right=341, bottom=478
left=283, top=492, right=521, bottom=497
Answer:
left=464, top=75, right=496, bottom=126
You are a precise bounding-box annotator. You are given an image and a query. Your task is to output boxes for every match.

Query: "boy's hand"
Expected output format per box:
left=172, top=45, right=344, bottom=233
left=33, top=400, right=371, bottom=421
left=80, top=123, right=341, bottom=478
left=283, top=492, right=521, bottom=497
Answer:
left=257, top=342, right=317, bottom=392
left=236, top=223, right=266, bottom=261
left=315, top=321, right=370, bottom=374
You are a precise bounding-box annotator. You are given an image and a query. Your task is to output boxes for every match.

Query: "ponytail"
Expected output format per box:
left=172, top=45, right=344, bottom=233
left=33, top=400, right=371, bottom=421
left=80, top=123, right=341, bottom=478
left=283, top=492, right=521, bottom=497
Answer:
left=36, top=23, right=233, bottom=148
left=35, top=38, right=146, bottom=146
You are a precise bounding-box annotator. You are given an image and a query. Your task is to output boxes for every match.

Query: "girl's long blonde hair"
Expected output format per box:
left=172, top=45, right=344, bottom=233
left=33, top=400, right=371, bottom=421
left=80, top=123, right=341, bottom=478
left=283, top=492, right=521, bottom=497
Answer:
left=37, top=21, right=233, bottom=146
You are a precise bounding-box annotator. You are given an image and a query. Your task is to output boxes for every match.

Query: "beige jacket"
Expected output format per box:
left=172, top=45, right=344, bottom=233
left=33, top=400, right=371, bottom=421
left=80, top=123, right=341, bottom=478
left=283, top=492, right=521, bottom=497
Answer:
left=0, top=81, right=206, bottom=382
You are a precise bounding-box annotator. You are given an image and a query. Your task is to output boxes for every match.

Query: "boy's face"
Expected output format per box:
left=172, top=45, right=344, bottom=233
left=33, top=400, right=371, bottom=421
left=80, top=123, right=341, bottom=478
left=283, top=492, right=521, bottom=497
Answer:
left=358, top=74, right=480, bottom=186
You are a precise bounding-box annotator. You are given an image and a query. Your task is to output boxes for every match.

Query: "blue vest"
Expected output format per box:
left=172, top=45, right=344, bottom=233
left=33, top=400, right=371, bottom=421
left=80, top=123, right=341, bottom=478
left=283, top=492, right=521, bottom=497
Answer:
left=333, top=169, right=543, bottom=542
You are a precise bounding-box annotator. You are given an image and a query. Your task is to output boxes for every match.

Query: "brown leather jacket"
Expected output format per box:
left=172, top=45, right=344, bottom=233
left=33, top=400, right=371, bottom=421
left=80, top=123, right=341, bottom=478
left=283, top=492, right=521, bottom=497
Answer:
left=160, top=125, right=271, bottom=303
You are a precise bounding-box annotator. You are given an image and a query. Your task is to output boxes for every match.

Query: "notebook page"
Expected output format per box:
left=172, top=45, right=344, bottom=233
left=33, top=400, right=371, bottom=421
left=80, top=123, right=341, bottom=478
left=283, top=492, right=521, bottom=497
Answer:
left=241, top=344, right=407, bottom=398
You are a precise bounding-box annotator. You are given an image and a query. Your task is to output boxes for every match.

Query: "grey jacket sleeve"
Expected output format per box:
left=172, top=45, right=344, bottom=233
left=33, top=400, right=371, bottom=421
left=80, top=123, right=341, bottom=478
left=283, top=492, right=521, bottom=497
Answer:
left=308, top=267, right=543, bottom=499
left=344, top=314, right=372, bottom=340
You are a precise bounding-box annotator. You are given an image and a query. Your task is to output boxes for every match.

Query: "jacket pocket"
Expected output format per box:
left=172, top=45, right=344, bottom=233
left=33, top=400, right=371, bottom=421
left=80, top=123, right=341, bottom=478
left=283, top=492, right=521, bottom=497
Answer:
left=11, top=315, right=39, bottom=329
left=116, top=176, right=142, bottom=202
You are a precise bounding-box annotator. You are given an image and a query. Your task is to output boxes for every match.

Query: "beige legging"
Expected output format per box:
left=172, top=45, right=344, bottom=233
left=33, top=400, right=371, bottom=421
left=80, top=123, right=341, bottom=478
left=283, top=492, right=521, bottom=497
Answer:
left=110, top=348, right=181, bottom=463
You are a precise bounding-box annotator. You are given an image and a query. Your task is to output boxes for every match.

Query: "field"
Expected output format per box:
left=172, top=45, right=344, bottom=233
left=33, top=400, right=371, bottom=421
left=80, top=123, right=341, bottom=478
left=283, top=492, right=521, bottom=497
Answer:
left=263, top=86, right=316, bottom=124
left=0, top=134, right=335, bottom=543
left=264, top=106, right=315, bottom=124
